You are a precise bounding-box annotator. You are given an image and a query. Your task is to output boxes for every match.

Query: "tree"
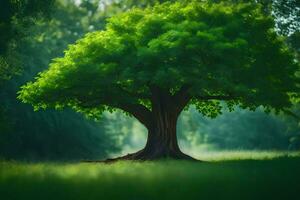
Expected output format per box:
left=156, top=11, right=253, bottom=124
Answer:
left=18, top=1, right=299, bottom=160
left=0, top=0, right=54, bottom=83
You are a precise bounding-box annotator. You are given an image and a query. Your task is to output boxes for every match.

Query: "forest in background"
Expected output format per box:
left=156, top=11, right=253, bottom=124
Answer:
left=0, top=0, right=299, bottom=161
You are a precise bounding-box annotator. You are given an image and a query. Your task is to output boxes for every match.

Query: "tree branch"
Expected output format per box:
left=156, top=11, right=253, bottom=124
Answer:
left=66, top=90, right=153, bottom=127
left=117, top=103, right=153, bottom=128
left=195, top=95, right=236, bottom=101
left=172, top=85, right=191, bottom=114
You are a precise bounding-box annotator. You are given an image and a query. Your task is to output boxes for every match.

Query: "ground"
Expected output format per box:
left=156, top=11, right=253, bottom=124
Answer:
left=1, top=151, right=299, bottom=200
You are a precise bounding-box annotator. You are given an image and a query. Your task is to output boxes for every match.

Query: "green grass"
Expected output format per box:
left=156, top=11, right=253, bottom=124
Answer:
left=1, top=151, right=300, bottom=200
left=193, top=150, right=300, bottom=161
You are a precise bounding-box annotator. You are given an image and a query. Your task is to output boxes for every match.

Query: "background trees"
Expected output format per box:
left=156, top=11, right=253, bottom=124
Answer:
left=0, top=0, right=121, bottom=160
left=0, top=0, right=55, bottom=83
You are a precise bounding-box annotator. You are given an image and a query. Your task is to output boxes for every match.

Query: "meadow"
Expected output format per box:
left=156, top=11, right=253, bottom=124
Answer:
left=1, top=151, right=299, bottom=200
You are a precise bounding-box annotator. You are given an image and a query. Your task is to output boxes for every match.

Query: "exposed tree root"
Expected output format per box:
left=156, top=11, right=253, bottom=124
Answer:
left=83, top=149, right=199, bottom=163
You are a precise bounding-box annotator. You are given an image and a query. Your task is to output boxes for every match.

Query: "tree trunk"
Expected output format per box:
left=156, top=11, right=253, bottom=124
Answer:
left=105, top=112, right=195, bottom=161
left=91, top=85, right=197, bottom=162
left=104, top=90, right=196, bottom=162
left=130, top=110, right=188, bottom=160
left=144, top=114, right=181, bottom=158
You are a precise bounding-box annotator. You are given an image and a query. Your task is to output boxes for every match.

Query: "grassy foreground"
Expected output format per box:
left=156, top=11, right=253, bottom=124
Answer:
left=1, top=152, right=300, bottom=200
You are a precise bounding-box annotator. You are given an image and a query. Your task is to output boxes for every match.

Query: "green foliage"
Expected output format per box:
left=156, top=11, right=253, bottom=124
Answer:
left=0, top=55, right=21, bottom=82
left=19, top=1, right=299, bottom=118
left=0, top=0, right=132, bottom=161
left=0, top=0, right=54, bottom=83
left=1, top=0, right=299, bottom=161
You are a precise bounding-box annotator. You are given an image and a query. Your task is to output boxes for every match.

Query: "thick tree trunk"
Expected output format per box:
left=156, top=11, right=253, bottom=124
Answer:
left=126, top=111, right=191, bottom=160
left=143, top=114, right=181, bottom=159
left=103, top=86, right=196, bottom=162
left=105, top=113, right=195, bottom=162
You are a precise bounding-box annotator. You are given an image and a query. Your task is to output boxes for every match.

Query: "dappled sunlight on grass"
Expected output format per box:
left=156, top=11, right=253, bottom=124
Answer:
left=1, top=151, right=300, bottom=200
left=193, top=150, right=300, bottom=161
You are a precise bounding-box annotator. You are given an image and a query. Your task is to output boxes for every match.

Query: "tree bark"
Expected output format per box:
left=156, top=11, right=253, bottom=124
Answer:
left=102, top=86, right=196, bottom=162
left=104, top=109, right=195, bottom=162
left=130, top=109, right=194, bottom=160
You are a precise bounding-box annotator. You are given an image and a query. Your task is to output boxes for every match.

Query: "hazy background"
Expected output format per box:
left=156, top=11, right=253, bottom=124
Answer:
left=0, top=0, right=299, bottom=161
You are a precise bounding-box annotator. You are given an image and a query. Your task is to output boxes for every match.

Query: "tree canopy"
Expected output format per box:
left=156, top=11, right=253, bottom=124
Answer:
left=19, top=1, right=299, bottom=120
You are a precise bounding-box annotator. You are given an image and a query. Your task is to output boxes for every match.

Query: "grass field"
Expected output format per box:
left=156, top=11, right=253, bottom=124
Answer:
left=1, top=151, right=300, bottom=200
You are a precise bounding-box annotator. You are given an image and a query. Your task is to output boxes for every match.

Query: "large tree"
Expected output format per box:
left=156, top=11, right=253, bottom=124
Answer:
left=18, top=1, right=299, bottom=160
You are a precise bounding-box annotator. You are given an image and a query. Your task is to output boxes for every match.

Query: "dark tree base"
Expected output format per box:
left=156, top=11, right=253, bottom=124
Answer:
left=84, top=149, right=199, bottom=163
